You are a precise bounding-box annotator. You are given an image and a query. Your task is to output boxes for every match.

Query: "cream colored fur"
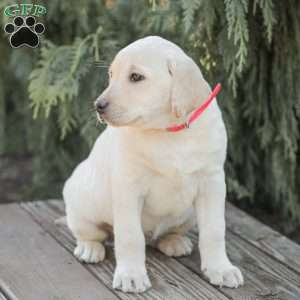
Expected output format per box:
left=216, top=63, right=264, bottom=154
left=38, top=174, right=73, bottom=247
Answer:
left=63, top=36, right=243, bottom=293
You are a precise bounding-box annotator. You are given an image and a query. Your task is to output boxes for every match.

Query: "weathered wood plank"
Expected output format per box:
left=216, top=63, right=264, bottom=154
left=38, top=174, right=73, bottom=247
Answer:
left=178, top=230, right=300, bottom=300
left=22, top=200, right=230, bottom=300
left=22, top=199, right=300, bottom=300
left=0, top=204, right=119, bottom=300
left=226, top=202, right=300, bottom=274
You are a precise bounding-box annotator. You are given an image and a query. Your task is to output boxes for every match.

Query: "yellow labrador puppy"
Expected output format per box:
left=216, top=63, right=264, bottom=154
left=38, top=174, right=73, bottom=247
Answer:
left=63, top=36, right=243, bottom=293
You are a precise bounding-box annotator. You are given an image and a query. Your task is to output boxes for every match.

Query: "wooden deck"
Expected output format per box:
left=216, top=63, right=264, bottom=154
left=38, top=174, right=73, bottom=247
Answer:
left=0, top=200, right=300, bottom=300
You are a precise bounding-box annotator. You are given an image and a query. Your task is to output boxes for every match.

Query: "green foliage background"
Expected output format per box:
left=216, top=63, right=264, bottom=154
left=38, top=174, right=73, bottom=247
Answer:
left=0, top=0, right=299, bottom=229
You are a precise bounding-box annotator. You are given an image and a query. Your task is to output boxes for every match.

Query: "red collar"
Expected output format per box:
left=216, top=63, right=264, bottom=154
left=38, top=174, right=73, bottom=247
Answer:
left=166, top=83, right=222, bottom=132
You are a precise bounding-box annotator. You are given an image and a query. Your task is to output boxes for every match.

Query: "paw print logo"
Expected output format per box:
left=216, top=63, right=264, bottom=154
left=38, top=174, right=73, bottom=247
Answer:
left=4, top=16, right=45, bottom=48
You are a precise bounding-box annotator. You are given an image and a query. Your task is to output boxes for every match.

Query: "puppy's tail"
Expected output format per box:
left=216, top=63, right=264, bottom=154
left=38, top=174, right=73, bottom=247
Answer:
left=55, top=216, right=67, bottom=226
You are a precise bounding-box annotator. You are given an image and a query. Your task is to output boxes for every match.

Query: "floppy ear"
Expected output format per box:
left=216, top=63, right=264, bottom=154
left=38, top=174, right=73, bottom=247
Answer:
left=167, top=55, right=211, bottom=119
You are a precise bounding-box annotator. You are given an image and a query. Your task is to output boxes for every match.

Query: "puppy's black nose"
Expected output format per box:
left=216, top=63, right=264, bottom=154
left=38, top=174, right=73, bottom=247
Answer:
left=95, top=98, right=109, bottom=114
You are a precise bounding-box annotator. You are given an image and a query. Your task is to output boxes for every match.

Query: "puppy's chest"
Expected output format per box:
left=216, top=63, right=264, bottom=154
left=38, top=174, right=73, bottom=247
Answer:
left=144, top=172, right=199, bottom=217
left=140, top=134, right=214, bottom=175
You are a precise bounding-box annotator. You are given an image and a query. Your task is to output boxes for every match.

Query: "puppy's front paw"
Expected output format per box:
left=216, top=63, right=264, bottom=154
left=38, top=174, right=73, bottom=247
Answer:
left=74, top=241, right=105, bottom=263
left=202, top=263, right=244, bottom=288
left=113, top=265, right=151, bottom=293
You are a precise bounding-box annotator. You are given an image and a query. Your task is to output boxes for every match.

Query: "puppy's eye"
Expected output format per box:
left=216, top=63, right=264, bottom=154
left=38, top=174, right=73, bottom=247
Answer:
left=130, top=73, right=145, bottom=82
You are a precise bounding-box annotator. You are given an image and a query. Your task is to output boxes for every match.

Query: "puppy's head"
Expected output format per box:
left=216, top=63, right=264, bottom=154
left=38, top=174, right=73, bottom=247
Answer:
left=95, top=36, right=211, bottom=129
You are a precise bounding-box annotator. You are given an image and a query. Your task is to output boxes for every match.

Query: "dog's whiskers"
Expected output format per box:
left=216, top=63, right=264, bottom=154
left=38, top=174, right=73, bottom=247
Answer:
left=97, top=114, right=107, bottom=125
left=85, top=103, right=107, bottom=126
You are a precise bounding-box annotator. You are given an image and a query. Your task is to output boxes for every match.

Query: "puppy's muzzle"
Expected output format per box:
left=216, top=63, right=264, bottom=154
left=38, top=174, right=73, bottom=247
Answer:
left=95, top=98, right=109, bottom=114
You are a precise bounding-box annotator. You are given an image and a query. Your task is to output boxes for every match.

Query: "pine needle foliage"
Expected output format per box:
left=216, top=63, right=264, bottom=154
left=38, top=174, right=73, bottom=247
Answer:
left=1, top=0, right=300, bottom=230
left=181, top=0, right=201, bottom=33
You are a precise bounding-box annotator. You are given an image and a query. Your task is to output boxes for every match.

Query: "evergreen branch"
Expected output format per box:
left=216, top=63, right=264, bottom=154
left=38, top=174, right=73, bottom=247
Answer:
left=181, top=0, right=202, bottom=33
left=224, top=0, right=249, bottom=73
left=255, top=0, right=276, bottom=43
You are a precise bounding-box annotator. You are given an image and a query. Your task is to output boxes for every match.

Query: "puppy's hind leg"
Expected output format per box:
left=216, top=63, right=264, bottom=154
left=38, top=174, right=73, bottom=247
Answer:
left=69, top=219, right=109, bottom=264
left=156, top=220, right=195, bottom=257
left=157, top=233, right=193, bottom=257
